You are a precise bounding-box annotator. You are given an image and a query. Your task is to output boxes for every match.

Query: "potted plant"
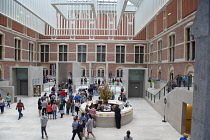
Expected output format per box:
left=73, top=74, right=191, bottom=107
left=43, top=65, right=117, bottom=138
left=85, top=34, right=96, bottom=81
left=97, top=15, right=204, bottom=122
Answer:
left=98, top=84, right=113, bottom=104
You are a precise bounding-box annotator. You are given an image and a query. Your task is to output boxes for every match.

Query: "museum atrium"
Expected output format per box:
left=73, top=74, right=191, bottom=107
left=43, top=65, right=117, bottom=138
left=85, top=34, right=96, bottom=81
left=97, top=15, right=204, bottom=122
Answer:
left=0, top=0, right=202, bottom=140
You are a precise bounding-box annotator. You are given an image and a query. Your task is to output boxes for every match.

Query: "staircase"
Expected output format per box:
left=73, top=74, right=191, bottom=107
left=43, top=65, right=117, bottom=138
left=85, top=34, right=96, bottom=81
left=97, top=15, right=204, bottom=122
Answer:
left=145, top=74, right=194, bottom=103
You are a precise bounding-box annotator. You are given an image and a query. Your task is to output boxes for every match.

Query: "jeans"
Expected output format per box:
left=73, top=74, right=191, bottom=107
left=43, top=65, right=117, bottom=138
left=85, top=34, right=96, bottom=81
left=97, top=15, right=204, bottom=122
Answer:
left=18, top=109, right=23, bottom=119
left=42, top=108, right=47, bottom=115
left=0, top=106, right=4, bottom=113
left=7, top=101, right=10, bottom=108
left=41, top=126, right=47, bottom=137
left=71, top=129, right=81, bottom=140
left=66, top=107, right=70, bottom=114
left=52, top=110, right=57, bottom=119
left=71, top=106, right=75, bottom=115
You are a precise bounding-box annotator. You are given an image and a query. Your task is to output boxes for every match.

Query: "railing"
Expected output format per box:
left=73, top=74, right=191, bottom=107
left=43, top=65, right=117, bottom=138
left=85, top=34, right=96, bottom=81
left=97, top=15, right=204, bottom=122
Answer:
left=146, top=74, right=194, bottom=103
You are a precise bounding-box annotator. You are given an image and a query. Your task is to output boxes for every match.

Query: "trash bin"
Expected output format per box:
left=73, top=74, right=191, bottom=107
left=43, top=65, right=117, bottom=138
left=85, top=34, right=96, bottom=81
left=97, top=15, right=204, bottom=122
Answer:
left=14, top=96, right=17, bottom=103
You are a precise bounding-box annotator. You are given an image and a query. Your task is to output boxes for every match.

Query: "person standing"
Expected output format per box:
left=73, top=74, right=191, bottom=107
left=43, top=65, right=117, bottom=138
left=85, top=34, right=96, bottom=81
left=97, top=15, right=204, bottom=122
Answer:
left=41, top=99, right=48, bottom=115
left=114, top=105, right=121, bottom=129
left=124, top=130, right=133, bottom=140
left=40, top=112, right=48, bottom=139
left=180, top=133, right=189, bottom=140
left=16, top=99, right=25, bottom=120
left=47, top=102, right=52, bottom=119
left=6, top=93, right=11, bottom=108
left=0, top=97, right=5, bottom=114
left=38, top=98, right=42, bottom=117
left=52, top=101, right=57, bottom=119
left=59, top=101, right=64, bottom=118
left=66, top=99, right=71, bottom=115
left=71, top=117, right=82, bottom=140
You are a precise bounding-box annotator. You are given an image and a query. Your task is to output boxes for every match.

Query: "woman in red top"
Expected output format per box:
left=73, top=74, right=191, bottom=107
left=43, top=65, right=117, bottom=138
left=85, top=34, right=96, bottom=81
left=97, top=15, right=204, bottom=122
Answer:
left=47, top=102, right=52, bottom=119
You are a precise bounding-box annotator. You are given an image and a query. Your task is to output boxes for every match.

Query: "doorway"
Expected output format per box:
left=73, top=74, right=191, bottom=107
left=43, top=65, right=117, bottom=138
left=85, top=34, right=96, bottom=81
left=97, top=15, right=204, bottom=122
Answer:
left=128, top=82, right=143, bottom=97
left=185, top=104, right=192, bottom=133
left=182, top=103, right=192, bottom=134
left=20, top=80, right=28, bottom=95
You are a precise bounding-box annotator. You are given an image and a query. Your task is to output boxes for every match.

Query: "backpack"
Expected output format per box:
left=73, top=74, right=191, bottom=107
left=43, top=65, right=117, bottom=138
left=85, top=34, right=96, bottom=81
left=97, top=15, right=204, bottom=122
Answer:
left=77, top=122, right=83, bottom=132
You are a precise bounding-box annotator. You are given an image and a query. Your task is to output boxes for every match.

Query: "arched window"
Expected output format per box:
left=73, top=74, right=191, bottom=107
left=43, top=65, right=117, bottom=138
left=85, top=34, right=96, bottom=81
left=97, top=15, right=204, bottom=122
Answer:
left=98, top=68, right=104, bottom=77
left=117, top=69, right=123, bottom=77
left=81, top=68, right=86, bottom=77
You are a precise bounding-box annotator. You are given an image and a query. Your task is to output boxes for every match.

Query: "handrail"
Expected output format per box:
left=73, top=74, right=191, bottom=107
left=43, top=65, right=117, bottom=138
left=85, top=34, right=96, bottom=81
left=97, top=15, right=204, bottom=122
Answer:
left=0, top=87, right=10, bottom=95
left=146, top=74, right=194, bottom=103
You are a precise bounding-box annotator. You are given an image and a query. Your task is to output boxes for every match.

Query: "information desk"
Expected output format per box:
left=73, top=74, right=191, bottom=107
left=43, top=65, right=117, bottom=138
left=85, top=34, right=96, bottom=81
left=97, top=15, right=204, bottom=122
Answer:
left=80, top=100, right=133, bottom=127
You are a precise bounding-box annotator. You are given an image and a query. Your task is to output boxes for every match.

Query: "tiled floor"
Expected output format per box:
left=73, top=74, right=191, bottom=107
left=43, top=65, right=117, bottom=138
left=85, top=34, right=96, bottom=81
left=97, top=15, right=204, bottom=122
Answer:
left=0, top=90, right=182, bottom=140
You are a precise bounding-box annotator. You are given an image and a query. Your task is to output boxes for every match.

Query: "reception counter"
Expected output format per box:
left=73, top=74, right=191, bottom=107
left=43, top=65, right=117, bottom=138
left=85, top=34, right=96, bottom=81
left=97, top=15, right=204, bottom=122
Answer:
left=80, top=100, right=133, bottom=127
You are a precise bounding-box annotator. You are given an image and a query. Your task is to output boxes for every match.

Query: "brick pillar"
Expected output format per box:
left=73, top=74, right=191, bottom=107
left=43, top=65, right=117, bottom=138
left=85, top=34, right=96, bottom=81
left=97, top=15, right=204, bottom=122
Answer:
left=191, top=0, right=210, bottom=139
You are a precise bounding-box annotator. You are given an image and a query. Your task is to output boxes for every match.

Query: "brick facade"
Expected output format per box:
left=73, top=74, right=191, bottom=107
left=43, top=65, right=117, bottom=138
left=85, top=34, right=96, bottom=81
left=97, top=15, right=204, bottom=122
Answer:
left=0, top=0, right=199, bottom=81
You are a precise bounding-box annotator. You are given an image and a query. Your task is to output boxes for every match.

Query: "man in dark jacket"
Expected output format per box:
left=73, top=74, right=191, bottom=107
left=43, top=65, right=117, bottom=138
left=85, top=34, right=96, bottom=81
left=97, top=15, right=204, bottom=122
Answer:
left=114, top=105, right=121, bottom=129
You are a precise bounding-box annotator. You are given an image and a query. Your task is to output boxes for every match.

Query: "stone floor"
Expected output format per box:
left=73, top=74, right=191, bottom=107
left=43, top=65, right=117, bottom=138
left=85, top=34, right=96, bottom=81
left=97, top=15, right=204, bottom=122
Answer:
left=0, top=91, right=183, bottom=140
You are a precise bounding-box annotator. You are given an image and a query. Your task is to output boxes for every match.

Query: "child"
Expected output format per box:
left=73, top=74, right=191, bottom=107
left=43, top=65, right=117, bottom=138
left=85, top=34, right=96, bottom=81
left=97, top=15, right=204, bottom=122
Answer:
left=47, top=102, right=52, bottom=119
left=180, top=133, right=188, bottom=140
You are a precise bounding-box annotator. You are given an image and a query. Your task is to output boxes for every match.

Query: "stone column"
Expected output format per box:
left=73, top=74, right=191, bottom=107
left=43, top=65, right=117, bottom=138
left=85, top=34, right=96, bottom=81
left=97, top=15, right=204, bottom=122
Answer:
left=106, top=63, right=109, bottom=84
left=191, top=0, right=210, bottom=139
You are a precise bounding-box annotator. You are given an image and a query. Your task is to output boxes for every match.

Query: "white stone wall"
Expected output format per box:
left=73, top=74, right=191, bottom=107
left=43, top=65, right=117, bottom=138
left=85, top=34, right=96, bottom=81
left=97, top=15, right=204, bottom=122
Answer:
left=145, top=88, right=193, bottom=134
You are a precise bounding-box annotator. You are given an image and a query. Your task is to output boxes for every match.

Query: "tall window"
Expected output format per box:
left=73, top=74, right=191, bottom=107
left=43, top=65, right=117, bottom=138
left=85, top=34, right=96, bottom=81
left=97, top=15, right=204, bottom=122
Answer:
left=0, top=35, right=3, bottom=59
left=15, top=39, right=21, bottom=61
left=29, top=43, right=34, bottom=61
left=116, top=45, right=125, bottom=63
left=186, top=28, right=195, bottom=61
left=149, top=44, right=153, bottom=63
left=40, top=45, right=49, bottom=62
left=98, top=68, right=104, bottom=77
left=135, top=46, right=144, bottom=63
left=59, top=45, right=67, bottom=61
left=97, top=45, right=106, bottom=62
left=158, top=40, right=162, bottom=62
left=169, top=35, right=175, bottom=62
left=78, top=45, right=86, bottom=62
left=117, top=69, right=123, bottom=77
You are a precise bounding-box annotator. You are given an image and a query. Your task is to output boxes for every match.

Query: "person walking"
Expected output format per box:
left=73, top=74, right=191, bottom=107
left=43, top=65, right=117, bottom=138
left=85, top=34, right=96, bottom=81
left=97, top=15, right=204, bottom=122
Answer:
left=114, top=105, right=121, bottom=129
left=75, top=100, right=80, bottom=115
left=71, top=117, right=82, bottom=140
left=16, top=99, right=25, bottom=120
left=124, top=130, right=133, bottom=140
left=71, top=100, right=75, bottom=116
left=40, top=112, right=48, bottom=139
left=86, top=114, right=95, bottom=139
left=6, top=93, right=11, bottom=108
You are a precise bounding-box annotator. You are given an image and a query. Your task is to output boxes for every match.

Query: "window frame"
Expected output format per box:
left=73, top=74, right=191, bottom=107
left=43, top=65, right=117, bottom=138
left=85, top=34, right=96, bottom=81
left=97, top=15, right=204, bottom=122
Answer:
left=185, top=27, right=195, bottom=61
left=14, top=38, right=22, bottom=61
left=157, top=40, right=162, bottom=63
left=28, top=42, right=34, bottom=62
left=149, top=44, right=153, bottom=63
left=77, top=44, right=87, bottom=63
left=116, top=45, right=125, bottom=63
left=40, top=44, right=50, bottom=62
left=58, top=44, right=68, bottom=61
left=168, top=34, right=176, bottom=62
left=0, top=33, right=5, bottom=60
left=96, top=44, right=106, bottom=62
left=134, top=45, right=144, bottom=64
